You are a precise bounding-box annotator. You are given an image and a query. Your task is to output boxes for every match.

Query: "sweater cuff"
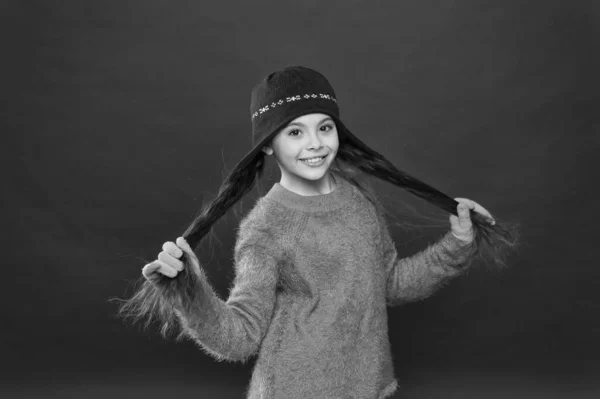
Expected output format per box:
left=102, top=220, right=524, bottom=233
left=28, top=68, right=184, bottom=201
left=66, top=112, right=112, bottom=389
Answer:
left=440, top=231, right=478, bottom=269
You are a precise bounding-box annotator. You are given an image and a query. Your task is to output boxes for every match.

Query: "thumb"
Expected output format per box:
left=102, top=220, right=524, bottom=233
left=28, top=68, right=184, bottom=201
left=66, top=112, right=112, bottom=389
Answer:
left=176, top=236, right=203, bottom=276
left=176, top=237, right=197, bottom=260
left=458, top=203, right=471, bottom=226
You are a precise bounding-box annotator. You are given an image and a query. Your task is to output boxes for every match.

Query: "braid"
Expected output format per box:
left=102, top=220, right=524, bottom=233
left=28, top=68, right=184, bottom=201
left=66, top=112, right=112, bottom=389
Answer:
left=114, top=151, right=268, bottom=337
left=335, top=131, right=520, bottom=270
left=115, top=127, right=520, bottom=337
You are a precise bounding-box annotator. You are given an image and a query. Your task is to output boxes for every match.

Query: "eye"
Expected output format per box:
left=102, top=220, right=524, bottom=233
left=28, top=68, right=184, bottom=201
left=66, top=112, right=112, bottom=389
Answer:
left=288, top=129, right=302, bottom=137
left=320, top=124, right=334, bottom=132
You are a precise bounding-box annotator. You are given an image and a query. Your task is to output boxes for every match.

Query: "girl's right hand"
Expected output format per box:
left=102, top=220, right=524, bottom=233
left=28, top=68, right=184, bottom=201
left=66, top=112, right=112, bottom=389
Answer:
left=142, top=237, right=201, bottom=281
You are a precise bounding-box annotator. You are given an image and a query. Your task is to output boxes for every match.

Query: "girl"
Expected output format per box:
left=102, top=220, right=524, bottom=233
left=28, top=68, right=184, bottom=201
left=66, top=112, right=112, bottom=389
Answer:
left=117, top=66, right=518, bottom=399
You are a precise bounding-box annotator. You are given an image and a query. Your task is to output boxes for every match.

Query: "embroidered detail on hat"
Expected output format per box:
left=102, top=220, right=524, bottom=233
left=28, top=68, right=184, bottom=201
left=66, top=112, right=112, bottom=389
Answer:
left=251, top=93, right=337, bottom=120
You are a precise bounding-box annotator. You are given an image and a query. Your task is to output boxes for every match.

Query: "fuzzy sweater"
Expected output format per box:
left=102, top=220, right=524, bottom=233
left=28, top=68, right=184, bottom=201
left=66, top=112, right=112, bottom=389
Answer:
left=172, top=176, right=477, bottom=399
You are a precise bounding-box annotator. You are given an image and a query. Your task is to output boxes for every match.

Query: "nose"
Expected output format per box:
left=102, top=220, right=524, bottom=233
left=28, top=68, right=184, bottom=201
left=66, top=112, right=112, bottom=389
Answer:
left=307, top=130, right=323, bottom=151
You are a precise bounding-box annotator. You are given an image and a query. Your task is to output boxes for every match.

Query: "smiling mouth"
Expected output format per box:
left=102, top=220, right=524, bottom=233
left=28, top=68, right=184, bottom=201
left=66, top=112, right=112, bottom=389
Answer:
left=299, top=155, right=328, bottom=166
left=300, top=154, right=328, bottom=161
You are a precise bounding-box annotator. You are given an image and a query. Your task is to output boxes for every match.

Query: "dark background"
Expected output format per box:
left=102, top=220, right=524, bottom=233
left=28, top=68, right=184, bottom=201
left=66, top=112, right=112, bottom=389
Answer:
left=2, top=0, right=599, bottom=398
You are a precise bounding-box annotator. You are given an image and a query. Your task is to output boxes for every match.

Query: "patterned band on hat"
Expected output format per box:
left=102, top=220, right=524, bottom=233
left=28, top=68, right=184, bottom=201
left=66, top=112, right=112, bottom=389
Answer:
left=251, top=93, right=337, bottom=120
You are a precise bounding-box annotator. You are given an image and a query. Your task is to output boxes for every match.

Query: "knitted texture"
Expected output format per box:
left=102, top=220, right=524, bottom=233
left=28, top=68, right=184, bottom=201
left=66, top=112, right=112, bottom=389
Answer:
left=170, top=176, right=477, bottom=398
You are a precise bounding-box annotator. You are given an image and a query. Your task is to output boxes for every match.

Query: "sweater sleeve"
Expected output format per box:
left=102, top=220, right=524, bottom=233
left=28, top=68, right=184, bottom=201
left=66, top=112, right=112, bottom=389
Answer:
left=374, top=203, right=477, bottom=307
left=171, top=236, right=280, bottom=363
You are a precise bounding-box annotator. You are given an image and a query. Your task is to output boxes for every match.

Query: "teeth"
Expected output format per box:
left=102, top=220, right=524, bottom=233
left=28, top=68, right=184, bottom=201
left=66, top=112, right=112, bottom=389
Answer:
left=301, top=156, right=325, bottom=164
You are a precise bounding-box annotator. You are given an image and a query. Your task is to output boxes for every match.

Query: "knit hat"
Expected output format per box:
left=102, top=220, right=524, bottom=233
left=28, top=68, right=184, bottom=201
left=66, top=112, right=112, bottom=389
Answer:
left=234, top=65, right=363, bottom=171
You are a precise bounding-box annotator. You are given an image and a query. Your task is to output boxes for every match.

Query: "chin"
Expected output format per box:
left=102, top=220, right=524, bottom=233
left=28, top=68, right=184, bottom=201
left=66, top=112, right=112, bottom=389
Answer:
left=295, top=169, right=330, bottom=181
left=279, top=158, right=334, bottom=182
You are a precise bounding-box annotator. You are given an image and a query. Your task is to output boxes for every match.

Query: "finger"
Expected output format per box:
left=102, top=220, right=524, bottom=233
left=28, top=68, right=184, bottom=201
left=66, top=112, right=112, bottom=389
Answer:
left=163, top=241, right=183, bottom=259
left=472, top=203, right=494, bottom=223
left=455, top=197, right=495, bottom=225
left=155, top=260, right=178, bottom=278
left=457, top=202, right=472, bottom=227
left=158, top=250, right=184, bottom=272
left=456, top=197, right=491, bottom=217
left=454, top=197, right=475, bottom=210
left=142, top=262, right=161, bottom=280
left=449, top=214, right=463, bottom=231
left=176, top=237, right=198, bottom=260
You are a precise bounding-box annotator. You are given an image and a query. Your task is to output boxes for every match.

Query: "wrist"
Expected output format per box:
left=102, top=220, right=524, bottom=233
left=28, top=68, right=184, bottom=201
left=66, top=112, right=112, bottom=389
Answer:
left=451, top=231, right=473, bottom=244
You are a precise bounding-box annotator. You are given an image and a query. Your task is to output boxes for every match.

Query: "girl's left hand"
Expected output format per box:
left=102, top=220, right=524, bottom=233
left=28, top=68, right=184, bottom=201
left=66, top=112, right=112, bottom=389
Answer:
left=450, top=197, right=495, bottom=243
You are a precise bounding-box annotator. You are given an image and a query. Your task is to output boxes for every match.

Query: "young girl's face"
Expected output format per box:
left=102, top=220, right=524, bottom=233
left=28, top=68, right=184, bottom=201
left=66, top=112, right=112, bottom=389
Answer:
left=262, top=113, right=339, bottom=190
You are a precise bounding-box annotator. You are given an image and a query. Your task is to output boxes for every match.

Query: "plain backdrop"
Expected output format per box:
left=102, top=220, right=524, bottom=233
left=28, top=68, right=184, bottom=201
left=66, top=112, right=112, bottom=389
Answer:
left=2, top=0, right=599, bottom=398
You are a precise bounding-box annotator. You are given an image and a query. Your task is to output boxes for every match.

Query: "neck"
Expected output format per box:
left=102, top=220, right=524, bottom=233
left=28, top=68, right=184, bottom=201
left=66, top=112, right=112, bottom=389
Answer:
left=279, top=172, right=337, bottom=197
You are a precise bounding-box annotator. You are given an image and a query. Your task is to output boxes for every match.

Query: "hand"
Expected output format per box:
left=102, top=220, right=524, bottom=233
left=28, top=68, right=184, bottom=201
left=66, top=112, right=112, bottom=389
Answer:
left=449, top=197, right=495, bottom=243
left=142, top=237, right=201, bottom=282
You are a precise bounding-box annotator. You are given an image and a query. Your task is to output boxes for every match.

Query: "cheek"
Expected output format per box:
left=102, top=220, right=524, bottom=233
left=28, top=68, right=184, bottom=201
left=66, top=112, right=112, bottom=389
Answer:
left=272, top=139, right=296, bottom=159
left=327, top=134, right=340, bottom=151
left=278, top=146, right=301, bottom=163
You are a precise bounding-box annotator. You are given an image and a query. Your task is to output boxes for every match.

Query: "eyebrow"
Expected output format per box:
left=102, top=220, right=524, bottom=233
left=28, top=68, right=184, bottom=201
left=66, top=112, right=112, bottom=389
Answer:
left=286, top=116, right=333, bottom=127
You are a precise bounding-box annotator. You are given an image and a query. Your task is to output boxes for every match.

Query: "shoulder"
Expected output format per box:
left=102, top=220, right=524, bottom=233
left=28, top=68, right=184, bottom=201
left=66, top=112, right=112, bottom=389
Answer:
left=234, top=195, right=297, bottom=259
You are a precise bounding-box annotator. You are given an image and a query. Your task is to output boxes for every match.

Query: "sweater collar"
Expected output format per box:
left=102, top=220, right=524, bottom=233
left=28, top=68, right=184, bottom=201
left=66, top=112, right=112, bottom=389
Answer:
left=264, top=174, right=353, bottom=212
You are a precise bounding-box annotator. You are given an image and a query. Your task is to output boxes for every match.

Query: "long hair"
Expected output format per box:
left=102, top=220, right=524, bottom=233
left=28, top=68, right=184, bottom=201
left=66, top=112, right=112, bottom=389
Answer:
left=114, top=127, right=519, bottom=337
